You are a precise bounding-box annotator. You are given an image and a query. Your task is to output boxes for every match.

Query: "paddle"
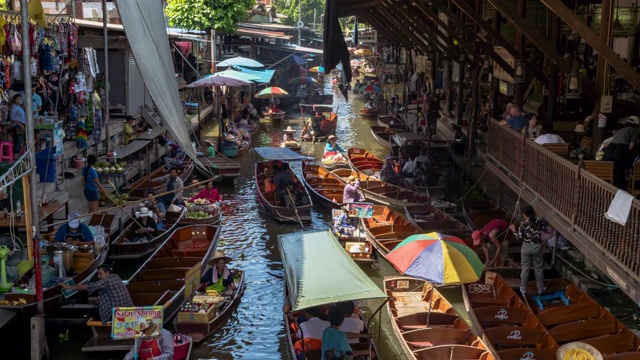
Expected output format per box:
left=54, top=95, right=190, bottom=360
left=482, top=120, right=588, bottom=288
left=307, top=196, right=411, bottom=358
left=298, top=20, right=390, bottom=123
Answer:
left=285, top=186, right=304, bottom=228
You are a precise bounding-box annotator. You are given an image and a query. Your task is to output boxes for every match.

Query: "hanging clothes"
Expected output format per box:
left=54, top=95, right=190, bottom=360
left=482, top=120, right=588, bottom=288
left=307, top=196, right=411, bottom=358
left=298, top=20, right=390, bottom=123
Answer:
left=86, top=89, right=94, bottom=132
left=76, top=117, right=87, bottom=149
left=40, top=44, right=54, bottom=72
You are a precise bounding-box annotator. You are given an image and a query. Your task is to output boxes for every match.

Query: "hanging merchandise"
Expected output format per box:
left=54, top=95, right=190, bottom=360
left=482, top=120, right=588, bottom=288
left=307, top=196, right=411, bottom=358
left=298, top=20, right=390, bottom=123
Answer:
left=86, top=89, right=93, bottom=132
left=9, top=24, right=22, bottom=54
left=76, top=117, right=87, bottom=149
left=40, top=44, right=53, bottom=73
left=93, top=91, right=102, bottom=146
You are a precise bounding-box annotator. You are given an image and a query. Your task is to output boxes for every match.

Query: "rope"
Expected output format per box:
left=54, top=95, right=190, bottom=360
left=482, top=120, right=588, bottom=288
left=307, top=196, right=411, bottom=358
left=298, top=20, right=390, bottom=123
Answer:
left=453, top=167, right=488, bottom=204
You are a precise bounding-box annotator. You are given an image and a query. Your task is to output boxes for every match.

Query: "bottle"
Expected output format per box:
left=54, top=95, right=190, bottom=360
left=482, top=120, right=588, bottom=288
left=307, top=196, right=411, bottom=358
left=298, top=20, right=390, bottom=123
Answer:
left=42, top=193, right=48, bottom=206
left=16, top=201, right=22, bottom=216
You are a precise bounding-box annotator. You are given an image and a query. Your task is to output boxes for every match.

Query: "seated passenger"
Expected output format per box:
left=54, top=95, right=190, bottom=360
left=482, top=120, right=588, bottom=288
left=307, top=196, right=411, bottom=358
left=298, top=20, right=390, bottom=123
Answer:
left=294, top=307, right=330, bottom=357
left=321, top=306, right=353, bottom=360
left=336, top=302, right=365, bottom=344
left=54, top=213, right=95, bottom=246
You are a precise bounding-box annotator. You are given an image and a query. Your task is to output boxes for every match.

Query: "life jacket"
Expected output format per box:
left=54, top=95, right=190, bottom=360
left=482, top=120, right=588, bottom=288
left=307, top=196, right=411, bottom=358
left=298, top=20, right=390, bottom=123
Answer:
left=138, top=337, right=162, bottom=360
left=294, top=338, right=323, bottom=356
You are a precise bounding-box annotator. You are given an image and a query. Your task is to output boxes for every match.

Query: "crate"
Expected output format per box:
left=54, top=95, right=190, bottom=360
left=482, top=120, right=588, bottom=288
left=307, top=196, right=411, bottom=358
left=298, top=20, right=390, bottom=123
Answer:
left=176, top=295, right=224, bottom=324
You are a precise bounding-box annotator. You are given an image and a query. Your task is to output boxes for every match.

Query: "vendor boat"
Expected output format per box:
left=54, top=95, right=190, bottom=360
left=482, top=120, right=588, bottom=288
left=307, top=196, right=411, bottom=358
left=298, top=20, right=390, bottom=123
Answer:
left=220, top=133, right=251, bottom=158
left=281, top=140, right=302, bottom=154
left=462, top=272, right=558, bottom=360
left=173, top=271, right=246, bottom=343
left=254, top=148, right=314, bottom=223
left=280, top=230, right=383, bottom=360
left=404, top=205, right=471, bottom=241
left=377, top=114, right=408, bottom=131
left=384, top=276, right=495, bottom=360
left=347, top=148, right=383, bottom=176
left=126, top=161, right=195, bottom=200
left=164, top=202, right=223, bottom=226
left=370, top=125, right=395, bottom=148
left=302, top=163, right=346, bottom=208
left=301, top=112, right=338, bottom=143
left=361, top=205, right=420, bottom=257
left=359, top=107, right=379, bottom=118
left=82, top=225, right=221, bottom=353
left=109, top=207, right=187, bottom=260
left=0, top=214, right=114, bottom=313
left=195, top=150, right=241, bottom=181
left=263, top=111, right=286, bottom=121
left=331, top=209, right=375, bottom=262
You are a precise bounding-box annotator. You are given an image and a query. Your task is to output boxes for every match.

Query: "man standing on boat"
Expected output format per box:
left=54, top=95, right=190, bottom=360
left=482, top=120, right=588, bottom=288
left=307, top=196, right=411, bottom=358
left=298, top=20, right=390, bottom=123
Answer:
left=472, top=218, right=511, bottom=267
left=61, top=264, right=133, bottom=324
left=511, top=205, right=547, bottom=294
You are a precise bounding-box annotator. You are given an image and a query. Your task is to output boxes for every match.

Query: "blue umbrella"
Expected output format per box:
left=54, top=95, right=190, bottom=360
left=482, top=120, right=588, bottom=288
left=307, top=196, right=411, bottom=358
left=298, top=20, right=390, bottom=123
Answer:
left=218, top=56, right=264, bottom=68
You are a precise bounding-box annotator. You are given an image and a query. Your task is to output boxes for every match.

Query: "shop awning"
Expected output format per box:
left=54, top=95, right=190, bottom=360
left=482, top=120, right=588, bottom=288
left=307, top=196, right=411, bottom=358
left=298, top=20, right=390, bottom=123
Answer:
left=279, top=230, right=387, bottom=311
left=236, top=66, right=275, bottom=84
left=253, top=148, right=314, bottom=161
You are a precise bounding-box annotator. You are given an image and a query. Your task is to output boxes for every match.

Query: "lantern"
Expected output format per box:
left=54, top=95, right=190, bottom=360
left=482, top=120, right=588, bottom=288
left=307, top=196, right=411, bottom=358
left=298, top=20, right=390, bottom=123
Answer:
left=566, top=69, right=582, bottom=99
left=514, top=59, right=525, bottom=83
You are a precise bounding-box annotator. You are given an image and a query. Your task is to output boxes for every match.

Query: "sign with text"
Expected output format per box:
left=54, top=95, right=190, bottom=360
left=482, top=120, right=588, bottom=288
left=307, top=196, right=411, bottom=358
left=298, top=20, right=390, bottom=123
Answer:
left=111, top=306, right=164, bottom=340
left=184, top=262, right=202, bottom=300
left=347, top=203, right=374, bottom=218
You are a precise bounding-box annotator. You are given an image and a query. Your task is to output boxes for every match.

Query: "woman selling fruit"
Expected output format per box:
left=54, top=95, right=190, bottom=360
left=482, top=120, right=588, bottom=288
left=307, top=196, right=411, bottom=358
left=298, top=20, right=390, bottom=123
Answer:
left=200, top=251, right=236, bottom=294
left=189, top=181, right=222, bottom=203
left=82, top=154, right=110, bottom=213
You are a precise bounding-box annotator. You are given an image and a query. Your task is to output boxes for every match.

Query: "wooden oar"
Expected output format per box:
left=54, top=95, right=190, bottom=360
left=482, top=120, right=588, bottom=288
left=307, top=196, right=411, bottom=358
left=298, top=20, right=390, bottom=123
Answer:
left=285, top=187, right=304, bottom=228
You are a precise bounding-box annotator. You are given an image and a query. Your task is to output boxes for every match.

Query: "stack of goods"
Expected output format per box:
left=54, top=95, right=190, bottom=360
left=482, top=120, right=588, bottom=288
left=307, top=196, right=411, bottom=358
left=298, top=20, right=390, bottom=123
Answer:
left=331, top=211, right=363, bottom=239
left=177, top=294, right=225, bottom=323
left=185, top=199, right=219, bottom=219
left=321, top=152, right=347, bottom=166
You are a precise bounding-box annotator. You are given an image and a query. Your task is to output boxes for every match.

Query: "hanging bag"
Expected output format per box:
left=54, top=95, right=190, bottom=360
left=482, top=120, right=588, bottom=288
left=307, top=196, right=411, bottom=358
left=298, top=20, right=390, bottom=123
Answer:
left=10, top=24, right=21, bottom=54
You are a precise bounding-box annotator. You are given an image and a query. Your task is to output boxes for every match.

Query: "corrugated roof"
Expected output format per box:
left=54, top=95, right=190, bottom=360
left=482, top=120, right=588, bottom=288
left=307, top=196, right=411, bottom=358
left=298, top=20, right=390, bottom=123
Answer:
left=76, top=19, right=206, bottom=41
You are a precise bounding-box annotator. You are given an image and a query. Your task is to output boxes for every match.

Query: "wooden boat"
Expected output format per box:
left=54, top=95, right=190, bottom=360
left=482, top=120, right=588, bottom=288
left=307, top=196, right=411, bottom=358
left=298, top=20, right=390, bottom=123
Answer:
left=220, top=134, right=251, bottom=158
left=82, top=225, right=221, bottom=353
left=302, top=163, right=346, bottom=208
left=109, top=208, right=186, bottom=260
left=173, top=271, right=246, bottom=343
left=359, top=108, right=379, bottom=118
left=370, top=125, right=395, bottom=148
left=347, top=148, right=383, bottom=175
left=384, top=276, right=495, bottom=360
left=301, top=113, right=338, bottom=143
left=195, top=151, right=241, bottom=181
left=263, top=111, right=285, bottom=121
left=462, top=272, right=559, bottom=360
left=523, top=277, right=640, bottom=357
left=248, top=117, right=261, bottom=136
left=331, top=209, right=375, bottom=262
left=331, top=168, right=432, bottom=208
left=0, top=214, right=114, bottom=313
left=255, top=161, right=313, bottom=223
left=404, top=205, right=471, bottom=241
left=378, top=114, right=408, bottom=131
left=127, top=161, right=195, bottom=200
left=461, top=199, right=513, bottom=231
left=164, top=205, right=223, bottom=226
left=361, top=205, right=420, bottom=257
left=281, top=141, right=302, bottom=154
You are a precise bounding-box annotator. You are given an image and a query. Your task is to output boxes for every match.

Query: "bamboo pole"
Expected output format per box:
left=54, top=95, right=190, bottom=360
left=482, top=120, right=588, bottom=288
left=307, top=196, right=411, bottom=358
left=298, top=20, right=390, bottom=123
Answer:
left=22, top=175, right=33, bottom=261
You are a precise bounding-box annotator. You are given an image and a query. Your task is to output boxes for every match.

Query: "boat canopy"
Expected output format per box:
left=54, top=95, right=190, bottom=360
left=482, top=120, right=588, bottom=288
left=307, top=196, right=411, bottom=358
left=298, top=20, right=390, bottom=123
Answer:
left=237, top=66, right=275, bottom=84
left=253, top=148, right=314, bottom=161
left=278, top=230, right=387, bottom=311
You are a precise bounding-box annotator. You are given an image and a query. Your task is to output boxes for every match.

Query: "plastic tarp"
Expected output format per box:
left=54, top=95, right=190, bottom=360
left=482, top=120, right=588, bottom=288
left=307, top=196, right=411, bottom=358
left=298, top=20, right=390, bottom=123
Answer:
left=292, top=54, right=306, bottom=65
left=278, top=230, right=387, bottom=311
left=236, top=66, right=275, bottom=84
left=114, top=0, right=199, bottom=163
left=253, top=148, right=314, bottom=161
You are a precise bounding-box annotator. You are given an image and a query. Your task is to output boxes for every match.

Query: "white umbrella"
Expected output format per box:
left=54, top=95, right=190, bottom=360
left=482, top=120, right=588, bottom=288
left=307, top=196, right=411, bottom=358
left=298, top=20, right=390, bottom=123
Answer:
left=218, top=56, right=264, bottom=68
left=187, top=72, right=256, bottom=87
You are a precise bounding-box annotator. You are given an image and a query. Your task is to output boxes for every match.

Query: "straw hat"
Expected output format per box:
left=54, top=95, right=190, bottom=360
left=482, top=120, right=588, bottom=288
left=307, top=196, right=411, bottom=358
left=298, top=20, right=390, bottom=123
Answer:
left=224, top=134, right=236, bottom=142
left=556, top=342, right=603, bottom=360
left=208, top=250, right=232, bottom=265
left=328, top=135, right=337, bottom=141
left=136, top=207, right=152, bottom=218
left=205, top=139, right=214, bottom=145
left=347, top=175, right=357, bottom=184
left=284, top=126, right=296, bottom=133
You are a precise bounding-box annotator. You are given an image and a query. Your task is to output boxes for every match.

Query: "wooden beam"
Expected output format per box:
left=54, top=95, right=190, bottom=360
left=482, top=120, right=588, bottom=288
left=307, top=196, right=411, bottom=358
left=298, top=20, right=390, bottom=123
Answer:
left=487, top=0, right=572, bottom=74
left=366, top=9, right=419, bottom=50
left=385, top=3, right=448, bottom=55
left=362, top=13, right=413, bottom=49
left=371, top=6, right=431, bottom=54
left=335, top=0, right=386, bottom=17
left=539, top=0, right=640, bottom=92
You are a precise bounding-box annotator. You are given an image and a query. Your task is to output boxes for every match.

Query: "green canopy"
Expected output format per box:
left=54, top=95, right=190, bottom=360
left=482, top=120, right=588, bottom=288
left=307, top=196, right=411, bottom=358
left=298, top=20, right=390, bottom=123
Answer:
left=278, top=230, right=387, bottom=311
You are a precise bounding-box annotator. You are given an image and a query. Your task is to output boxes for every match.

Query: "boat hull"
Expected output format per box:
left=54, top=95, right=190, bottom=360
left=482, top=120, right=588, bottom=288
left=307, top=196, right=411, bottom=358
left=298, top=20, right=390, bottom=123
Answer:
left=255, top=162, right=313, bottom=223
left=370, top=126, right=393, bottom=148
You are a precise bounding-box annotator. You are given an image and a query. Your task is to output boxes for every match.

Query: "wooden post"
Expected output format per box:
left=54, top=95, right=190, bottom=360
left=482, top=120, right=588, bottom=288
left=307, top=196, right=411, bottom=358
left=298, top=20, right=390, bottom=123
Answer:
left=592, top=0, right=612, bottom=153
left=514, top=0, right=526, bottom=108
left=456, top=57, right=464, bottom=126
left=547, top=12, right=560, bottom=128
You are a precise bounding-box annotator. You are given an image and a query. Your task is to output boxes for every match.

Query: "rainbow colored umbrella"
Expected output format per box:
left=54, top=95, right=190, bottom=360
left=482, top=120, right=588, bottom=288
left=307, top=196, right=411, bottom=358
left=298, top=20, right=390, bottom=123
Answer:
left=309, top=66, right=325, bottom=73
left=360, top=84, right=382, bottom=93
left=254, top=86, right=289, bottom=99
left=386, top=232, right=483, bottom=285
left=288, top=76, right=318, bottom=86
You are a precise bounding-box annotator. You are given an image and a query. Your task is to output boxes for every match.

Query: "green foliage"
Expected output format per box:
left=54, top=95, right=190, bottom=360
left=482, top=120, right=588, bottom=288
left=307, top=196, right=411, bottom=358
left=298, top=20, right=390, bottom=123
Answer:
left=165, top=0, right=255, bottom=33
left=58, top=329, right=69, bottom=343
left=273, top=0, right=325, bottom=28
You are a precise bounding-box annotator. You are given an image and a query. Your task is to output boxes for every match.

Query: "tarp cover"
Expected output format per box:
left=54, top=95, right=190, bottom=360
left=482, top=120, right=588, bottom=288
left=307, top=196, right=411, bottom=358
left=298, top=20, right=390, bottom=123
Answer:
left=278, top=230, right=387, bottom=311
left=391, top=133, right=452, bottom=146
left=253, top=148, right=314, bottom=161
left=114, top=0, right=199, bottom=163
left=292, top=54, right=306, bottom=65
left=237, top=66, right=275, bottom=84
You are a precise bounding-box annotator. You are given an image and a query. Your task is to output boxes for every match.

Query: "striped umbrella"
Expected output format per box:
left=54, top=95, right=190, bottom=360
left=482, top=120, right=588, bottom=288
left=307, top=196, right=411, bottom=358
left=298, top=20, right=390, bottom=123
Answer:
left=288, top=76, right=318, bottom=86
left=254, top=87, right=289, bottom=99
left=360, top=84, right=383, bottom=93
left=386, top=232, right=483, bottom=285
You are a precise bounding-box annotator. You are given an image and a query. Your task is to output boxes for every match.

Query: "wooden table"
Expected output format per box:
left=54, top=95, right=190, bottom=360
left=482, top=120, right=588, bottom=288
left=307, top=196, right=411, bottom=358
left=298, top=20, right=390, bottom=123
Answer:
left=0, top=192, right=69, bottom=232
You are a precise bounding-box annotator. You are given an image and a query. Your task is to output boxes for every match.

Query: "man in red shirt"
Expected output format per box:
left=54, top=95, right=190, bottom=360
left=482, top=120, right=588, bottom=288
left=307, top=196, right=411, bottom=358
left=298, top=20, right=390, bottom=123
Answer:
left=472, top=218, right=511, bottom=267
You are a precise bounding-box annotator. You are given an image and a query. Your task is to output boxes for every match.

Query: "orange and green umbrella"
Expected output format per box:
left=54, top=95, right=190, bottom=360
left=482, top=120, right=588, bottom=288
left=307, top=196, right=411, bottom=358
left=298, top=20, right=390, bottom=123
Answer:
left=309, top=66, right=325, bottom=73
left=254, top=86, right=289, bottom=99
left=386, top=232, right=483, bottom=285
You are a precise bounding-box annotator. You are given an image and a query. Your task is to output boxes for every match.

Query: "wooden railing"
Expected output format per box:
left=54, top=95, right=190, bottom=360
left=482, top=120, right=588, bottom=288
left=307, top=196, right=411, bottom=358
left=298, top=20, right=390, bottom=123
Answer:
left=487, top=120, right=640, bottom=283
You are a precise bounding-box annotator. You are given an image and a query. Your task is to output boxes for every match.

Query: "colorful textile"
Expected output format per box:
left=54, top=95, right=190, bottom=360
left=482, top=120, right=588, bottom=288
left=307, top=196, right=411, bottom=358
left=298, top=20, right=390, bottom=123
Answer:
left=76, top=118, right=87, bottom=149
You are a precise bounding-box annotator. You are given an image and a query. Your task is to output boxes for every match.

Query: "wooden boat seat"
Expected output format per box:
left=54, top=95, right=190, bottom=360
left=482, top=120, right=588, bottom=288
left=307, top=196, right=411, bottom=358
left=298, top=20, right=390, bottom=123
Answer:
left=581, top=333, right=637, bottom=355
left=474, top=306, right=529, bottom=326
left=497, top=348, right=557, bottom=360
left=536, top=302, right=599, bottom=327
left=403, top=328, right=473, bottom=348
left=549, top=317, right=616, bottom=343
left=413, top=344, right=488, bottom=360
left=390, top=291, right=424, bottom=302
left=484, top=326, right=546, bottom=346
left=396, top=312, right=459, bottom=331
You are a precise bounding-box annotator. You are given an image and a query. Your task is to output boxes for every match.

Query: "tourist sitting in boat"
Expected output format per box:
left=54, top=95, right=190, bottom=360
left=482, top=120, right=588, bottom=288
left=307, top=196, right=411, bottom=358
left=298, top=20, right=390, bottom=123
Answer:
left=264, top=163, right=280, bottom=192
left=294, top=307, right=330, bottom=355
left=300, top=122, right=313, bottom=141
left=353, top=79, right=361, bottom=92
left=162, top=147, right=187, bottom=169
left=240, top=95, right=258, bottom=118
left=190, top=181, right=222, bottom=203
left=201, top=250, right=236, bottom=295
left=275, top=163, right=303, bottom=207
left=204, top=139, right=216, bottom=157
left=130, top=207, right=157, bottom=241
left=61, top=264, right=133, bottom=325
left=380, top=155, right=407, bottom=187
left=472, top=218, right=511, bottom=267
left=343, top=176, right=365, bottom=203
left=321, top=306, right=353, bottom=360
left=54, top=213, right=95, bottom=246
left=145, top=191, right=166, bottom=229
left=124, top=328, right=174, bottom=360
left=158, top=168, right=184, bottom=206
left=336, top=302, right=364, bottom=344
left=364, top=99, right=377, bottom=111
left=283, top=126, right=298, bottom=142
left=268, top=103, right=281, bottom=114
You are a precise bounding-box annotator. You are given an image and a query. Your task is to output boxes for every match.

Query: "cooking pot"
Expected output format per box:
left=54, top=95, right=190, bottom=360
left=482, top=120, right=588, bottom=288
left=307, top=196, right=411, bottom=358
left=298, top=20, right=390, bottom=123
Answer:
left=46, top=243, right=74, bottom=272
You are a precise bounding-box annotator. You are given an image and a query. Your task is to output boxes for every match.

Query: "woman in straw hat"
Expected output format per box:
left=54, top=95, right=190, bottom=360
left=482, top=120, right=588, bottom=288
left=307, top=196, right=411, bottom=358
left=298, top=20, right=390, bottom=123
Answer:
left=201, top=250, right=236, bottom=294
left=343, top=175, right=364, bottom=203
left=556, top=342, right=603, bottom=360
left=283, top=126, right=298, bottom=142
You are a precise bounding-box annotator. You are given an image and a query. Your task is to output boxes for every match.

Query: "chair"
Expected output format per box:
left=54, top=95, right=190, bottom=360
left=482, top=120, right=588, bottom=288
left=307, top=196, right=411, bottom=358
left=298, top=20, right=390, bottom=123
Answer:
left=0, top=141, right=14, bottom=162
left=578, top=136, right=593, bottom=155
left=583, top=160, right=614, bottom=183
left=628, top=162, right=640, bottom=196
left=542, top=143, right=569, bottom=157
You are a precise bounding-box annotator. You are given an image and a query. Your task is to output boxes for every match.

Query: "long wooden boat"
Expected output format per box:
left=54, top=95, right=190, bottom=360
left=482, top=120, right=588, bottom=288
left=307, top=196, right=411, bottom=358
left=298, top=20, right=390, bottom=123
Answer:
left=359, top=108, right=379, bottom=118
left=331, top=168, right=432, bottom=208
left=195, top=152, right=241, bottom=180
left=0, top=215, right=114, bottom=313
left=302, top=163, right=346, bottom=208
left=164, top=202, right=223, bottom=226
left=378, top=114, right=408, bottom=131
left=361, top=205, right=420, bottom=257
left=523, top=277, right=640, bottom=357
left=370, top=125, right=395, bottom=148
left=263, top=111, right=285, bottom=121
left=331, top=209, right=375, bottom=262
left=173, top=271, right=246, bottom=343
left=127, top=161, right=195, bottom=200
left=347, top=148, right=383, bottom=176
left=221, top=134, right=251, bottom=158
left=255, top=161, right=313, bottom=222
left=462, top=272, right=559, bottom=360
left=109, top=207, right=187, bottom=260
left=404, top=205, right=471, bottom=240
left=82, top=225, right=221, bottom=353
left=384, top=276, right=495, bottom=360
left=281, top=141, right=302, bottom=154
left=301, top=113, right=338, bottom=143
